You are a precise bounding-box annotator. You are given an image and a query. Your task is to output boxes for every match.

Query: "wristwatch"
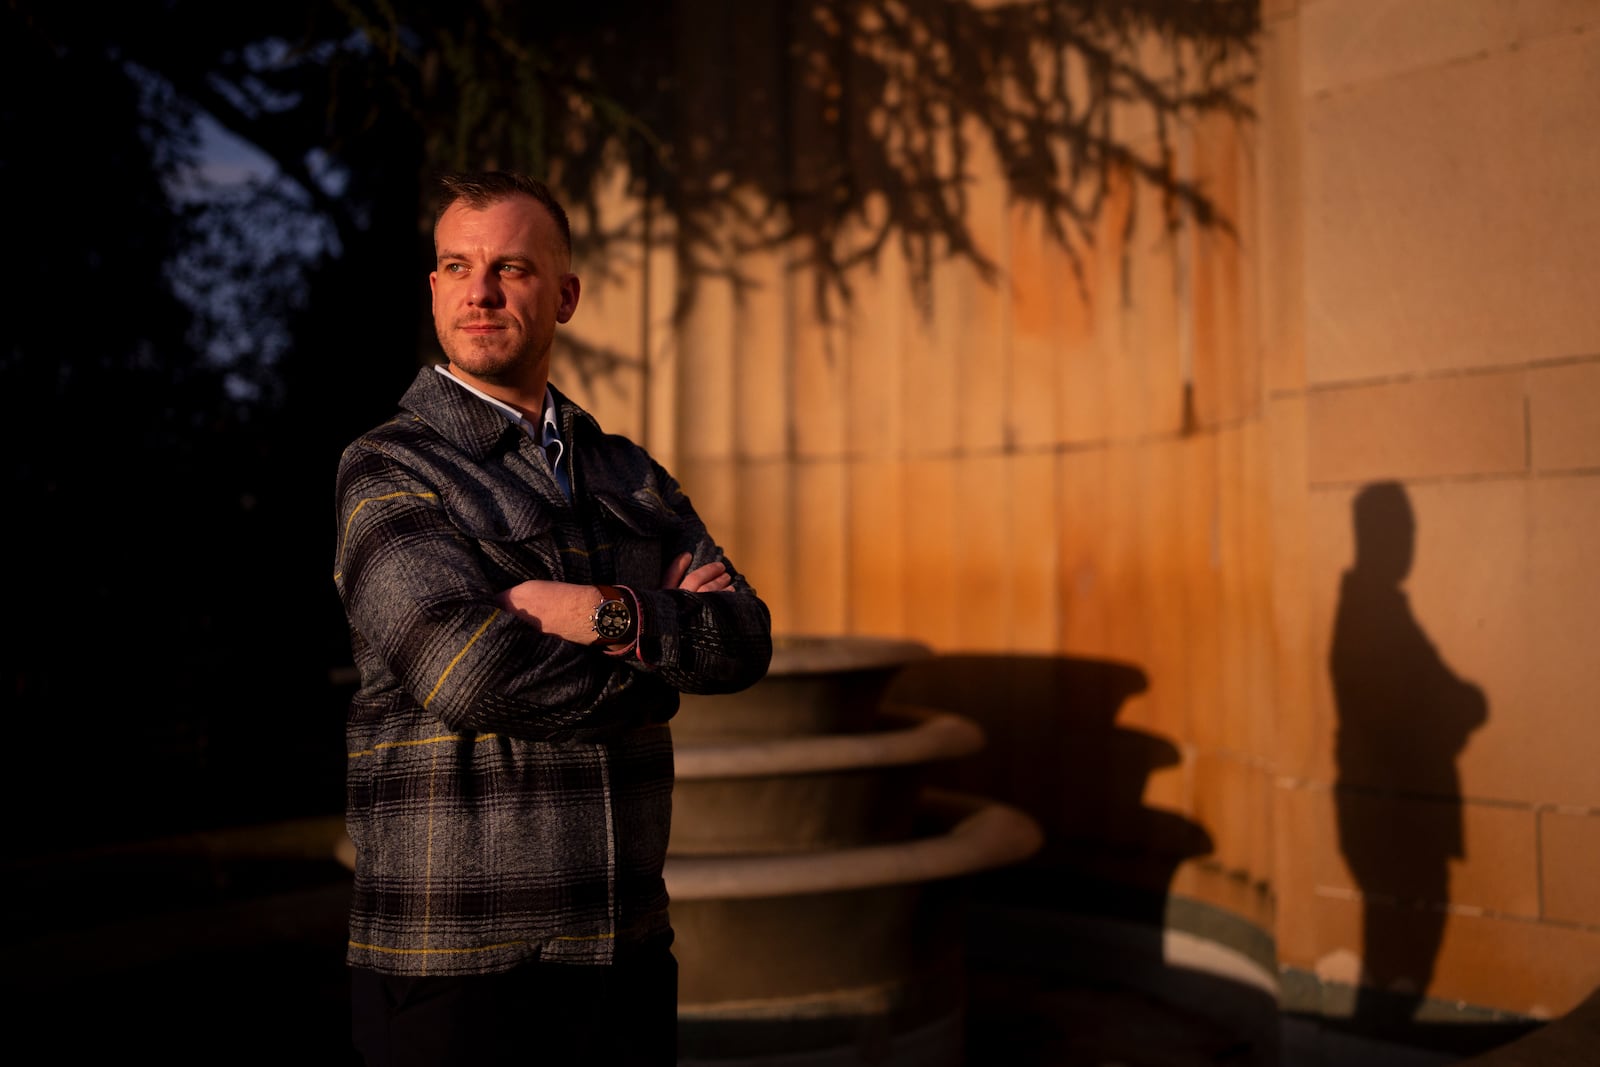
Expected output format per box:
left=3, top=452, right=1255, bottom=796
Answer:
left=590, top=585, right=635, bottom=645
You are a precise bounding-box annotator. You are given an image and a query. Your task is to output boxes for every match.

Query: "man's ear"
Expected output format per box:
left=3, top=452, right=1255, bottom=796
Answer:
left=557, top=273, right=581, bottom=323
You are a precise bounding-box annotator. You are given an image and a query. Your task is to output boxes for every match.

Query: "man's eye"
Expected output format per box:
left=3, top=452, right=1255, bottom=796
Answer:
left=499, top=265, right=524, bottom=276
left=444, top=263, right=466, bottom=274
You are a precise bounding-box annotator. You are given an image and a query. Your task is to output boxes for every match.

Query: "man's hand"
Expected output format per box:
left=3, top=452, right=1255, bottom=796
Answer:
left=663, top=551, right=733, bottom=593
left=495, top=553, right=734, bottom=646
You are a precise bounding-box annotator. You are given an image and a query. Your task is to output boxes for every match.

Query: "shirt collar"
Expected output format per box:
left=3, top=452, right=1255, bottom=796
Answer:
left=402, top=364, right=599, bottom=465
left=431, top=363, right=558, bottom=443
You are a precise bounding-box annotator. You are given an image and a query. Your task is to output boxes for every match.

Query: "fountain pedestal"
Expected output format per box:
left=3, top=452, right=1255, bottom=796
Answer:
left=668, top=635, right=1043, bottom=1066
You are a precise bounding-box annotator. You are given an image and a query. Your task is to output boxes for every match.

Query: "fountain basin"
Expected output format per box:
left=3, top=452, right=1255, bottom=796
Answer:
left=667, top=789, right=1042, bottom=1064
left=669, top=705, right=984, bottom=855
left=667, top=789, right=1042, bottom=1002
left=674, top=635, right=934, bottom=740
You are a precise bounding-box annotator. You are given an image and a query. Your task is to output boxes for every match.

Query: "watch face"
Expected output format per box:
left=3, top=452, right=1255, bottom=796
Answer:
left=594, top=599, right=631, bottom=640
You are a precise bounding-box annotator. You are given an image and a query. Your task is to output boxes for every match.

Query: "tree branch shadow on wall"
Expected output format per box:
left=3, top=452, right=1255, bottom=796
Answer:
left=634, top=0, right=1259, bottom=329
left=1314, top=481, right=1540, bottom=1059
left=885, top=654, right=1283, bottom=1065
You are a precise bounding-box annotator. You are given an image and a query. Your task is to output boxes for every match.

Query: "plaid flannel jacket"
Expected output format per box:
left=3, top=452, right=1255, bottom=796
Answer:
left=333, top=366, right=772, bottom=975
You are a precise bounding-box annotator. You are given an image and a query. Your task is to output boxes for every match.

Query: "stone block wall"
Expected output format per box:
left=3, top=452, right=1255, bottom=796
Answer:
left=1264, top=0, right=1600, bottom=1021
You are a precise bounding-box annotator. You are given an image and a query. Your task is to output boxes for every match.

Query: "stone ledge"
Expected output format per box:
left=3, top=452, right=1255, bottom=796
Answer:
left=1452, top=984, right=1600, bottom=1067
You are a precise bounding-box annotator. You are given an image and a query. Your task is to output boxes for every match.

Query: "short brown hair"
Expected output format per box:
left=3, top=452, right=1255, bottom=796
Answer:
left=433, top=171, right=572, bottom=258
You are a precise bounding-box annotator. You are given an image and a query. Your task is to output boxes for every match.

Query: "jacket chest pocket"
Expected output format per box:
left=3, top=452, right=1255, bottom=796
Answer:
left=440, top=481, right=563, bottom=584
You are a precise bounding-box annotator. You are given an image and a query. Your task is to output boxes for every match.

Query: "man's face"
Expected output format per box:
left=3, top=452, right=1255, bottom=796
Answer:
left=429, top=195, right=579, bottom=393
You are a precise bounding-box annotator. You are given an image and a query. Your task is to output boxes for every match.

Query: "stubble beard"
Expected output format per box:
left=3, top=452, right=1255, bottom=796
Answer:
left=438, top=322, right=555, bottom=391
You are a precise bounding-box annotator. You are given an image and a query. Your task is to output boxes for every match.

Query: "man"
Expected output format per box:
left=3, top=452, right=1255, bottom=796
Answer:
left=333, top=170, right=772, bottom=1066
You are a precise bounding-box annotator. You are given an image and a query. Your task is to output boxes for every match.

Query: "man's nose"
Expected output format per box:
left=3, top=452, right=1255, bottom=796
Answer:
left=468, top=276, right=504, bottom=307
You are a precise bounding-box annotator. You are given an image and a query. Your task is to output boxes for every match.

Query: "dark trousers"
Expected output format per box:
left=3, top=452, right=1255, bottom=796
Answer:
left=351, top=937, right=678, bottom=1066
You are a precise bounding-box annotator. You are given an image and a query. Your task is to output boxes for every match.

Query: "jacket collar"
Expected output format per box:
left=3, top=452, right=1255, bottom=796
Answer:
left=398, top=365, right=600, bottom=461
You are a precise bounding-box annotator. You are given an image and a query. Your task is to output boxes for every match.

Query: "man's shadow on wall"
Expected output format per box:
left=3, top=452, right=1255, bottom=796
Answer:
left=887, top=655, right=1268, bottom=1063
left=1328, top=481, right=1516, bottom=1052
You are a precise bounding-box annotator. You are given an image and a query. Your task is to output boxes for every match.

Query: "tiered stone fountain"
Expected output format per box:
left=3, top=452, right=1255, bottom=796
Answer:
left=667, top=634, right=1044, bottom=1066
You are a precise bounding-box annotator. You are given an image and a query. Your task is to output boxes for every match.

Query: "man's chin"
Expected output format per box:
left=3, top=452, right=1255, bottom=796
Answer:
left=445, top=345, right=513, bottom=373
